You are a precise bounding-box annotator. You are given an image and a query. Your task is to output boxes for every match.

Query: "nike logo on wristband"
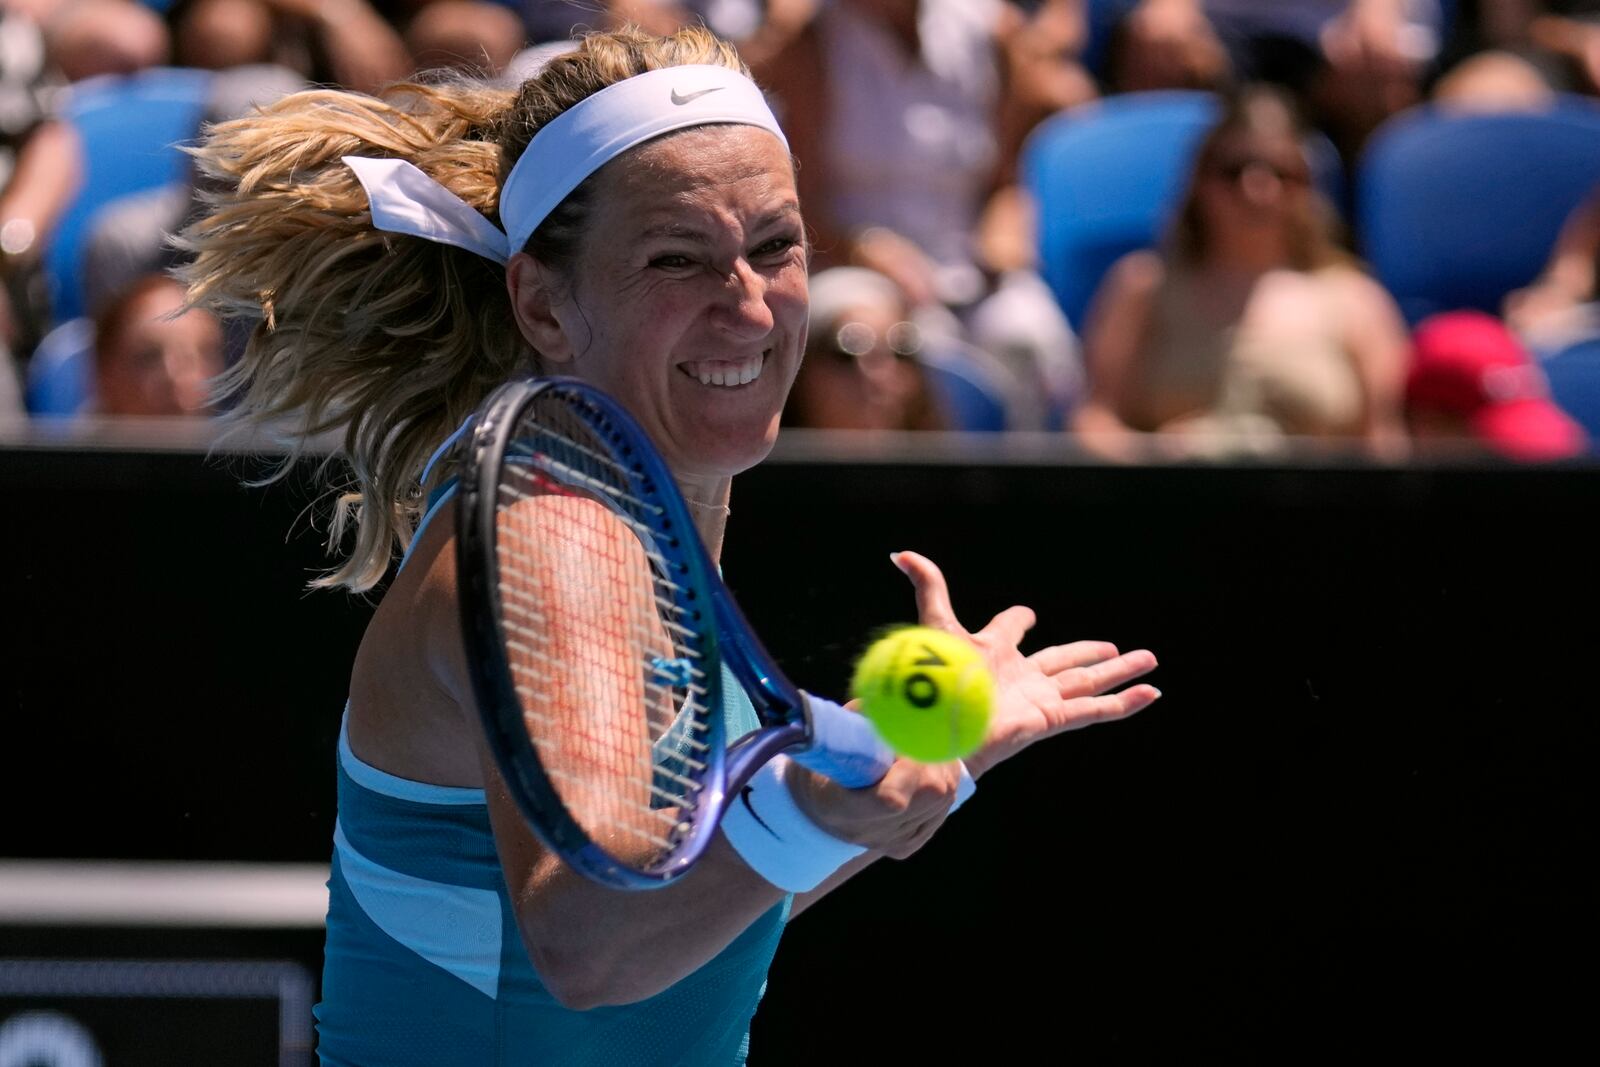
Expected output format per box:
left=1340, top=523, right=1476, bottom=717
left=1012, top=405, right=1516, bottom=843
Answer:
left=740, top=785, right=780, bottom=839
left=671, top=87, right=725, bottom=105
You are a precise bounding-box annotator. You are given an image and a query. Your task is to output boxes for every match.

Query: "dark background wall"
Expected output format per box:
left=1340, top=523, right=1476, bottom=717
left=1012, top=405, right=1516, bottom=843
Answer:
left=2, top=439, right=1594, bottom=1058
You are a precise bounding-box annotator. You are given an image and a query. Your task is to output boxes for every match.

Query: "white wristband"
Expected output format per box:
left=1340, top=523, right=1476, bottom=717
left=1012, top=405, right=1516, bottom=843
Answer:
left=722, top=758, right=978, bottom=892
left=952, top=760, right=976, bottom=812
left=722, top=755, right=865, bottom=892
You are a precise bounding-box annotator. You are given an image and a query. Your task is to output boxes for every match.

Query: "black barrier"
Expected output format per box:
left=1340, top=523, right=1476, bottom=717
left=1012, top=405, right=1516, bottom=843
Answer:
left=2, top=433, right=1595, bottom=1057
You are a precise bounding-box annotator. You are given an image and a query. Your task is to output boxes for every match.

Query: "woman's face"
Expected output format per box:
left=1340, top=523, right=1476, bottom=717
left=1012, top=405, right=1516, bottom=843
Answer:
left=1194, top=130, right=1311, bottom=237
left=793, top=297, right=924, bottom=431
left=97, top=281, right=223, bottom=417
left=510, top=125, right=808, bottom=482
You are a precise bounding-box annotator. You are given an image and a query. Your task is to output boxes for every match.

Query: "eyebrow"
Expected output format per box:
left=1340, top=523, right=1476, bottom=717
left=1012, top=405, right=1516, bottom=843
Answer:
left=637, top=204, right=803, bottom=244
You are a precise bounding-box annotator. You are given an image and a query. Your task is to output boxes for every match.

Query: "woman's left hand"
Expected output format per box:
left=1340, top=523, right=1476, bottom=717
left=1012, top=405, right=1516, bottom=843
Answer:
left=891, top=551, right=1160, bottom=780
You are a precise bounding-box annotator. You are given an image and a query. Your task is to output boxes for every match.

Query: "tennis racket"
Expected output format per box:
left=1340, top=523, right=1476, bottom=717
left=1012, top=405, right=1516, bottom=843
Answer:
left=455, top=376, right=896, bottom=890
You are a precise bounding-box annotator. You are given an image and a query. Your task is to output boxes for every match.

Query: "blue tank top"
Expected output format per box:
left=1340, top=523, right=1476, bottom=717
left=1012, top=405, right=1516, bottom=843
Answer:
left=316, top=481, right=790, bottom=1065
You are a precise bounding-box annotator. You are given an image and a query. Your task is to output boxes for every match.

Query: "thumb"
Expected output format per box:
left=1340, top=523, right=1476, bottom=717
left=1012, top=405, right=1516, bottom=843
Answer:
left=890, top=551, right=964, bottom=634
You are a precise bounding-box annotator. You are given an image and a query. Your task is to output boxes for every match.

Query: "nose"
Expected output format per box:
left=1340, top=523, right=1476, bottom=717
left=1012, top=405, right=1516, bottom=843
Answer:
left=1238, top=162, right=1284, bottom=205
left=163, top=344, right=210, bottom=414
left=712, top=259, right=775, bottom=341
left=856, top=346, right=901, bottom=386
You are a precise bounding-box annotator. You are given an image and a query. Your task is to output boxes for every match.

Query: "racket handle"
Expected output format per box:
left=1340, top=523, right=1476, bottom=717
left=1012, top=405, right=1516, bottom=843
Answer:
left=794, top=695, right=896, bottom=788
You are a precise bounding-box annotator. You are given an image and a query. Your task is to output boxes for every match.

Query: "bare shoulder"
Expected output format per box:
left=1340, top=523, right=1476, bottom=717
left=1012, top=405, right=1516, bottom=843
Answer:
left=1317, top=264, right=1400, bottom=315
left=1113, top=247, right=1164, bottom=286
left=346, top=494, right=483, bottom=787
left=1086, top=249, right=1166, bottom=327
left=1106, top=249, right=1167, bottom=297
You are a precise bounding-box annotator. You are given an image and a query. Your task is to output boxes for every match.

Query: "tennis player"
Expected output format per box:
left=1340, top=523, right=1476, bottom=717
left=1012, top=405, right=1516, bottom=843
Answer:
left=183, top=26, right=1160, bottom=1065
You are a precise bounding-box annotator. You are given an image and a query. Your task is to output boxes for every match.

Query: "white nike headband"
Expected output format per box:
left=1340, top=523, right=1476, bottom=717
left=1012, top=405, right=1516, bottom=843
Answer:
left=343, top=65, right=788, bottom=266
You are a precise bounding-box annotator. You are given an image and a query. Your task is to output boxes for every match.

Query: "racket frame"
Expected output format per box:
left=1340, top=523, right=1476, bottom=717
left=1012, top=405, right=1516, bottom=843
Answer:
left=458, top=376, right=775, bottom=889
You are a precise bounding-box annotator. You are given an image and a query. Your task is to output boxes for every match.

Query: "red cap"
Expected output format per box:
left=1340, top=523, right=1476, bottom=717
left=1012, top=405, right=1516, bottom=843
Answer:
left=1406, top=311, right=1588, bottom=461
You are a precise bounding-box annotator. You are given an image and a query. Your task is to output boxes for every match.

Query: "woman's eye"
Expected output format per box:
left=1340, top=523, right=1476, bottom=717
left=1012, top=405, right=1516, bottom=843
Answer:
left=650, top=253, right=694, bottom=270
left=755, top=236, right=801, bottom=259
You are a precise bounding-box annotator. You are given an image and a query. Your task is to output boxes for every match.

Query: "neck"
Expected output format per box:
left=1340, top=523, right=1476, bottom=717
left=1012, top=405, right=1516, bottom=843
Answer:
left=678, top=473, right=732, bottom=562
left=1205, top=228, right=1291, bottom=273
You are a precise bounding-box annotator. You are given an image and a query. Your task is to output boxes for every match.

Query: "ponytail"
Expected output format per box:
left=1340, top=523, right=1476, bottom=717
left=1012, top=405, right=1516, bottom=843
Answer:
left=183, top=81, right=525, bottom=591
left=182, top=25, right=749, bottom=592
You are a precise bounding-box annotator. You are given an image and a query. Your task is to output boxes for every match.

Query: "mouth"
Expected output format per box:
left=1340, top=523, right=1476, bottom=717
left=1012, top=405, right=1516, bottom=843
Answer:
left=679, top=350, right=768, bottom=388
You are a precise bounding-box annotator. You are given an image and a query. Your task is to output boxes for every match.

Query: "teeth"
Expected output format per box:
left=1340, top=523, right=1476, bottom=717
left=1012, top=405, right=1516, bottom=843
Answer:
left=688, top=352, right=765, bottom=388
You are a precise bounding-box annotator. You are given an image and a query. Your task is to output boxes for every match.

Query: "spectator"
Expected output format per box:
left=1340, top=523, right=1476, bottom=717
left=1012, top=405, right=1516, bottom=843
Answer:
left=1405, top=309, right=1589, bottom=460
left=404, top=1, right=525, bottom=78
left=751, top=0, right=1090, bottom=429
left=1428, top=3, right=1599, bottom=99
left=91, top=273, right=223, bottom=417
left=500, top=0, right=680, bottom=43
left=1528, top=1, right=1600, bottom=96
left=1504, top=181, right=1600, bottom=354
left=43, top=0, right=169, bottom=82
left=1111, top=1, right=1443, bottom=160
left=1104, top=0, right=1233, bottom=93
left=82, top=63, right=305, bottom=321
left=783, top=267, right=947, bottom=431
left=171, top=0, right=409, bottom=95
left=1073, top=85, right=1410, bottom=459
left=1431, top=48, right=1559, bottom=112
left=0, top=2, right=81, bottom=404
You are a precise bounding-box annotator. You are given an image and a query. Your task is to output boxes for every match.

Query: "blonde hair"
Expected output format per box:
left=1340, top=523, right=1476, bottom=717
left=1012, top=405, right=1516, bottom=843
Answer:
left=182, top=26, right=749, bottom=592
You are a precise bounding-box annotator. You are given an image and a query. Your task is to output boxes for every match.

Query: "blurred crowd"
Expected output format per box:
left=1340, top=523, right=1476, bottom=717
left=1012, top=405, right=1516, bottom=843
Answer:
left=1, top=0, right=1598, bottom=463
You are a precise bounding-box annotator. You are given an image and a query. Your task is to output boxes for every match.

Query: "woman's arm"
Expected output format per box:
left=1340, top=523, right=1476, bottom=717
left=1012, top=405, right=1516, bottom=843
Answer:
left=260, top=0, right=410, bottom=95
left=1329, top=266, right=1411, bottom=460
left=0, top=118, right=81, bottom=348
left=406, top=499, right=1157, bottom=1005
left=406, top=497, right=966, bottom=1008
left=1071, top=251, right=1163, bottom=456
left=1505, top=185, right=1600, bottom=338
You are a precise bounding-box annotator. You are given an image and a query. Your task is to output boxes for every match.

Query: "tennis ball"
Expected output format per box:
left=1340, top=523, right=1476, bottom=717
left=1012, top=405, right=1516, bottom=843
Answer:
left=850, top=626, right=993, bottom=762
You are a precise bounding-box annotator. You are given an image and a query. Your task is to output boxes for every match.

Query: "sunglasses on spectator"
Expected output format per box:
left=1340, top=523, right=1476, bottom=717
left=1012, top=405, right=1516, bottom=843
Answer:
left=1206, top=156, right=1311, bottom=186
left=823, top=320, right=923, bottom=361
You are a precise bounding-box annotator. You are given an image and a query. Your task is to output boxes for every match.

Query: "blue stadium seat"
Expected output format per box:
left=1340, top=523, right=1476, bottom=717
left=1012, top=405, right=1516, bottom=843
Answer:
left=24, top=317, right=94, bottom=417
left=1022, top=91, right=1218, bottom=333
left=46, top=67, right=213, bottom=325
left=1356, top=97, right=1600, bottom=326
left=918, top=339, right=1016, bottom=432
left=1543, top=335, right=1600, bottom=447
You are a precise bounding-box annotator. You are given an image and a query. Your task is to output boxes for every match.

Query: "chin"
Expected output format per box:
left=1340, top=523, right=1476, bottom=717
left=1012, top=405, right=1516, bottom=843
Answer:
left=675, top=414, right=782, bottom=479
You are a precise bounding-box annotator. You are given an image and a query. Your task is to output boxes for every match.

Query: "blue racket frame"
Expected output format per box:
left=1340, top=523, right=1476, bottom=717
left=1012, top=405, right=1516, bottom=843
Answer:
left=458, top=377, right=816, bottom=889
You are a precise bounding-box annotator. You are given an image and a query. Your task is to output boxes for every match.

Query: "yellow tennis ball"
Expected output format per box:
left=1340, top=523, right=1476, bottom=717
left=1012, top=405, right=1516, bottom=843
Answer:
left=850, top=626, right=993, bottom=762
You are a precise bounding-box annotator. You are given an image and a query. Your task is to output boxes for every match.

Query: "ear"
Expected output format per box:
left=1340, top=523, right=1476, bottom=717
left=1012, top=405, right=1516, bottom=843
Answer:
left=506, top=252, right=577, bottom=364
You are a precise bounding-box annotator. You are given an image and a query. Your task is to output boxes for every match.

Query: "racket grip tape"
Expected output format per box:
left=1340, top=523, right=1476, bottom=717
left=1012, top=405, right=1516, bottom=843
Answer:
left=796, top=695, right=978, bottom=811
left=793, top=695, right=896, bottom=788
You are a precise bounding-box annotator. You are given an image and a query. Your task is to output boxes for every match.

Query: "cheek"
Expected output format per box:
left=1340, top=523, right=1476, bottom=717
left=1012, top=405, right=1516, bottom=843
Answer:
left=774, top=269, right=810, bottom=327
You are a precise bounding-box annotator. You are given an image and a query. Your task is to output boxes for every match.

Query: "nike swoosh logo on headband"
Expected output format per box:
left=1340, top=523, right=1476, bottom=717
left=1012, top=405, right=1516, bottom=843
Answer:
left=671, top=87, right=725, bottom=106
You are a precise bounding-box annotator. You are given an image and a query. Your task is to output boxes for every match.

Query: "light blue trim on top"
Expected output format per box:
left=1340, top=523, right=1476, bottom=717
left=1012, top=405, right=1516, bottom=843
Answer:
left=339, top=713, right=486, bottom=806
left=422, top=417, right=474, bottom=486
left=397, top=412, right=472, bottom=574
left=399, top=480, right=459, bottom=574
left=333, top=820, right=503, bottom=998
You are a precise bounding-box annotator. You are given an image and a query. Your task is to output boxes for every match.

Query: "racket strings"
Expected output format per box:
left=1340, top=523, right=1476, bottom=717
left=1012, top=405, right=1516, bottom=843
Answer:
left=493, top=400, right=717, bottom=869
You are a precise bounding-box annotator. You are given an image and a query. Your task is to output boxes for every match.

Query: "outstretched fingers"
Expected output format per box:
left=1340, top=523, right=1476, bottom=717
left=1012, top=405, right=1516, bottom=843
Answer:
left=1057, top=683, right=1162, bottom=729
left=1056, top=648, right=1159, bottom=699
left=1027, top=640, right=1123, bottom=675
